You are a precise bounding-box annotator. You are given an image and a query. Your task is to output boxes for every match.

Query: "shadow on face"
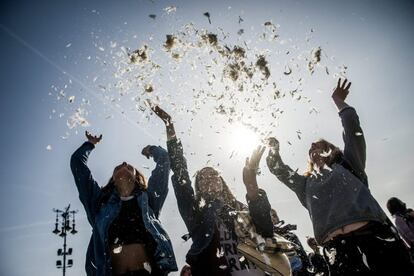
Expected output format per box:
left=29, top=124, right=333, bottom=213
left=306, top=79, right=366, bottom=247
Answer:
left=308, top=139, right=336, bottom=168
left=195, top=167, right=223, bottom=198
left=113, top=162, right=136, bottom=184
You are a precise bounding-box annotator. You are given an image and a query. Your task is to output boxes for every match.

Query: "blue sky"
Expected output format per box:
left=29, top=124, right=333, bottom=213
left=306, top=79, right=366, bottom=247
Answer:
left=1, top=0, right=413, bottom=275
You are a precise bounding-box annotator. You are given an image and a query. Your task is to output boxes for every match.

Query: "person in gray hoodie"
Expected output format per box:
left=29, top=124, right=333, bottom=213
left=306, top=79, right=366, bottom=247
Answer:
left=266, top=78, right=413, bottom=275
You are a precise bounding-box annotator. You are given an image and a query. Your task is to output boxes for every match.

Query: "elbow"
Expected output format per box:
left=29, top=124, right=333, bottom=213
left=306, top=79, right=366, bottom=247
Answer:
left=70, top=151, right=86, bottom=175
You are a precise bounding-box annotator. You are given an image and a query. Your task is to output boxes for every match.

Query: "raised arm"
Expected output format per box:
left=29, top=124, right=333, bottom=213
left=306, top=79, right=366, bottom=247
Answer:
left=243, top=146, right=274, bottom=238
left=266, top=137, right=307, bottom=206
left=150, top=103, right=197, bottom=232
left=70, top=131, right=102, bottom=225
left=141, top=145, right=171, bottom=218
left=332, top=79, right=367, bottom=184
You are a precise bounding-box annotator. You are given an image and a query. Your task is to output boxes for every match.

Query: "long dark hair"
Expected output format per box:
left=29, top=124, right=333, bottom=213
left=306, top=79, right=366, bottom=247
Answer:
left=387, top=197, right=414, bottom=226
left=387, top=197, right=407, bottom=216
left=194, top=167, right=238, bottom=210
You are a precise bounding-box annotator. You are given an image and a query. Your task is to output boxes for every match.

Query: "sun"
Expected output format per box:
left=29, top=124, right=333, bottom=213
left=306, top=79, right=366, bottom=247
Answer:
left=227, top=124, right=262, bottom=156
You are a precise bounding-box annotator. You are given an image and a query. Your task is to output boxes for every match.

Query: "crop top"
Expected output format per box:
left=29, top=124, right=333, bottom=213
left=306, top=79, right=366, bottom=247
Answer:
left=108, top=197, right=153, bottom=246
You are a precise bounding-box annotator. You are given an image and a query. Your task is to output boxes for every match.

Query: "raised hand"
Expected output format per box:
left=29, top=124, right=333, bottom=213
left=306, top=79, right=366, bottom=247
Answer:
left=149, top=101, right=172, bottom=125
left=245, top=145, right=266, bottom=171
left=85, top=131, right=102, bottom=145
left=266, top=137, right=281, bottom=173
left=332, top=78, right=351, bottom=110
left=243, top=145, right=266, bottom=200
left=148, top=101, right=176, bottom=140
left=267, top=137, right=280, bottom=154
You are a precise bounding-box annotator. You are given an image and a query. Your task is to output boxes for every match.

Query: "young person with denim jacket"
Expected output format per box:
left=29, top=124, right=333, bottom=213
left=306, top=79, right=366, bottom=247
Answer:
left=70, top=131, right=178, bottom=276
left=266, top=79, right=413, bottom=275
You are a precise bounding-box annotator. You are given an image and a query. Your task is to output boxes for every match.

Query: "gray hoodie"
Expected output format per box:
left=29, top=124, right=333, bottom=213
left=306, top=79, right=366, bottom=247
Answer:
left=267, top=106, right=388, bottom=244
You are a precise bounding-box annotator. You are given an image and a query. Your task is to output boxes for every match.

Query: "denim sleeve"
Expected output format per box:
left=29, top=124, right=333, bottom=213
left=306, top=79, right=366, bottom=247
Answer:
left=70, top=142, right=101, bottom=225
left=147, top=146, right=171, bottom=218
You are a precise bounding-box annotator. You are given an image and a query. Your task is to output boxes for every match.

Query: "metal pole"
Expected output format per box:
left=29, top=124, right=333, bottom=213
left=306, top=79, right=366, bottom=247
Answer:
left=62, top=205, right=70, bottom=276
left=63, top=217, right=67, bottom=276
left=53, top=204, right=77, bottom=275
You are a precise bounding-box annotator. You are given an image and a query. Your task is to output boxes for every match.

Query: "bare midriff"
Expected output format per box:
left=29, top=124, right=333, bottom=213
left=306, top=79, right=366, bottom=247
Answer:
left=110, top=243, right=151, bottom=275
left=323, top=221, right=370, bottom=244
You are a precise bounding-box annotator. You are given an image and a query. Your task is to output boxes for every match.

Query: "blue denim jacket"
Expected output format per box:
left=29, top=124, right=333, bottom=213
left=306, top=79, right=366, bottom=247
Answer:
left=70, top=142, right=178, bottom=275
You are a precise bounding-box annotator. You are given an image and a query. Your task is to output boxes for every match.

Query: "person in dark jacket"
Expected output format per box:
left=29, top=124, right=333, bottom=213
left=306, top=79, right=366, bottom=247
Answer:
left=266, top=78, right=413, bottom=275
left=70, top=131, right=178, bottom=276
left=387, top=197, right=414, bottom=248
left=150, top=104, right=276, bottom=276
left=306, top=237, right=329, bottom=275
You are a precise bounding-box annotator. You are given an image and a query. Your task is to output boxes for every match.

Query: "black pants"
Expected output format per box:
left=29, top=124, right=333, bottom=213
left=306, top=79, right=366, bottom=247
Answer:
left=323, top=222, right=413, bottom=276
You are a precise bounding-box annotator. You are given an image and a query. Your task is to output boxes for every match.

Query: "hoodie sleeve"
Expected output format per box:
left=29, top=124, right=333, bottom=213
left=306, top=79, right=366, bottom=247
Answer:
left=167, top=137, right=197, bottom=232
left=70, top=142, right=101, bottom=225
left=339, top=106, right=368, bottom=185
left=266, top=150, right=307, bottom=206
left=246, top=189, right=274, bottom=238
left=147, top=146, right=171, bottom=218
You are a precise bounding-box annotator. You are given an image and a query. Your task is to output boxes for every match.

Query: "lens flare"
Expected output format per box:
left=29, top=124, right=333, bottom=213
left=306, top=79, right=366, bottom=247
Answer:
left=228, top=124, right=261, bottom=156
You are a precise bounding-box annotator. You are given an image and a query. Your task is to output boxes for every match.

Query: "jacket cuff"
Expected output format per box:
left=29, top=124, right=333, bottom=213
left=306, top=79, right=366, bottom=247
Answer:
left=246, top=189, right=270, bottom=209
left=338, top=105, right=355, bottom=115
left=84, top=141, right=95, bottom=149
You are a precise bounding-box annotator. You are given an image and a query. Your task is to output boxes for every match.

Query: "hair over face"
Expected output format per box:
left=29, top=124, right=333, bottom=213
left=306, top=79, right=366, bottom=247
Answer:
left=304, top=139, right=343, bottom=177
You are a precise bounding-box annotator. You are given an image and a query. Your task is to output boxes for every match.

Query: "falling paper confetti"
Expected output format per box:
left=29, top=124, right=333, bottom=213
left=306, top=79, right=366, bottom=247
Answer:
left=164, top=6, right=177, bottom=14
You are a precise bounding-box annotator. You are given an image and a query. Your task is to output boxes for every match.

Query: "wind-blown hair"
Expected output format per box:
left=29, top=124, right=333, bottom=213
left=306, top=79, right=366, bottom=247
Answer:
left=304, top=139, right=343, bottom=177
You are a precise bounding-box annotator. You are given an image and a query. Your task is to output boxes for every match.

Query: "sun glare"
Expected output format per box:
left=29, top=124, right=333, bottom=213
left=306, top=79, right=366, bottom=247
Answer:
left=228, top=124, right=262, bottom=156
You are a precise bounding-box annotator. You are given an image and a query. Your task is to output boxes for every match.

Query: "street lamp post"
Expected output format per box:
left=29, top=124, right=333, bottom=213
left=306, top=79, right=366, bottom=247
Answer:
left=52, top=204, right=78, bottom=276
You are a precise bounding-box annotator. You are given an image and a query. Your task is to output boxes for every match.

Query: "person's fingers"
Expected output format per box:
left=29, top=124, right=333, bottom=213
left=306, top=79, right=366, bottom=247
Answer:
left=251, top=151, right=258, bottom=164
left=341, top=79, right=348, bottom=89
left=250, top=149, right=256, bottom=162
left=268, top=138, right=278, bottom=152
left=254, top=146, right=260, bottom=156
left=337, top=78, right=341, bottom=89
left=268, top=137, right=277, bottom=147
left=259, top=146, right=266, bottom=158
left=345, top=82, right=351, bottom=91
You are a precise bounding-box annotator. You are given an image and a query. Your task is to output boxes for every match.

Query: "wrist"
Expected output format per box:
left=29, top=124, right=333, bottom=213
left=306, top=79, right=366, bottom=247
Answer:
left=246, top=188, right=259, bottom=201
left=86, top=141, right=96, bottom=147
left=166, top=124, right=176, bottom=140
left=333, top=98, right=347, bottom=110
left=244, top=173, right=258, bottom=188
